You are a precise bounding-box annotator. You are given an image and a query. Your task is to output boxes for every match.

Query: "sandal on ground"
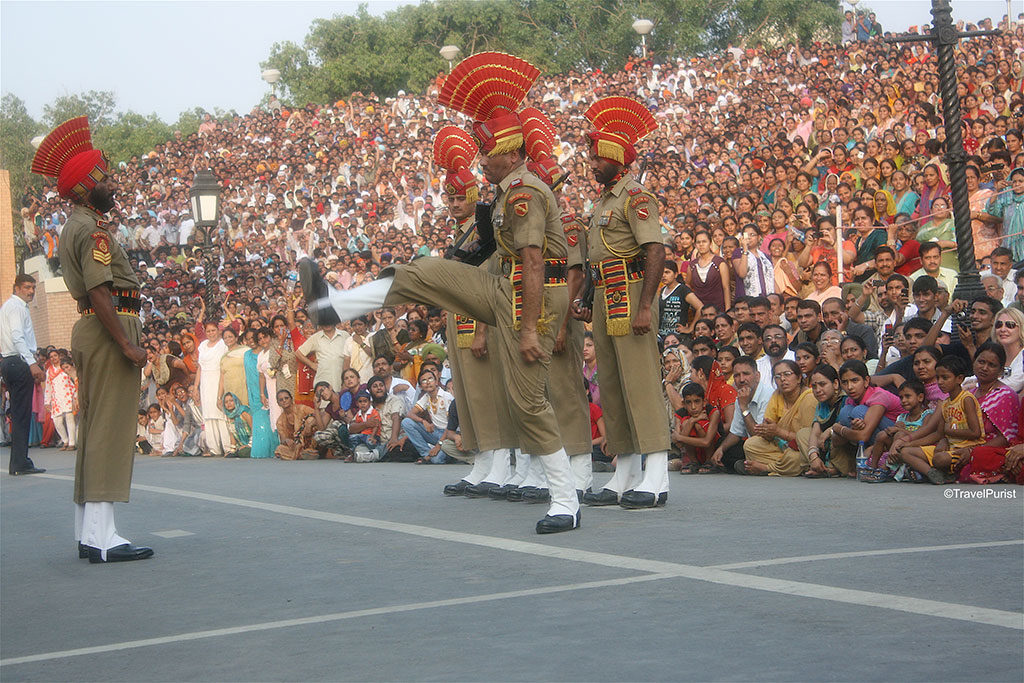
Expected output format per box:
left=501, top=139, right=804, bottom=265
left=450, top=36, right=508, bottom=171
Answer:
left=679, top=463, right=699, bottom=474
left=697, top=464, right=721, bottom=474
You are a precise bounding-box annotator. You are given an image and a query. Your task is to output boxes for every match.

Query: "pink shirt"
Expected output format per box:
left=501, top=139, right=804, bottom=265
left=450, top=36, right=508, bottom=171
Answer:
left=851, top=385, right=903, bottom=422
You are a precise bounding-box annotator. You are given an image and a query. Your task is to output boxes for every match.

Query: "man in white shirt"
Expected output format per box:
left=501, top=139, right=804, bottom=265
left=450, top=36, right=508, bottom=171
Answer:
left=0, top=274, right=46, bottom=475
left=979, top=247, right=1016, bottom=306
left=401, top=369, right=454, bottom=463
left=295, top=322, right=350, bottom=391
left=757, top=325, right=795, bottom=394
left=710, top=356, right=773, bottom=474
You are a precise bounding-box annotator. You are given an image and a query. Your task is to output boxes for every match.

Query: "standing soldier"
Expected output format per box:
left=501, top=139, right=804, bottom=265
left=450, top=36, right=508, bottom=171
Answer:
left=520, top=107, right=593, bottom=500
left=575, top=98, right=670, bottom=510
left=32, top=117, right=154, bottom=563
left=302, top=52, right=580, bottom=534
left=432, top=126, right=516, bottom=497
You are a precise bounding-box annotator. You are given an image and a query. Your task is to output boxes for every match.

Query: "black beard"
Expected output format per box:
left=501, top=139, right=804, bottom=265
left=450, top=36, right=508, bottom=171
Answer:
left=767, top=343, right=785, bottom=357
left=88, top=186, right=115, bottom=214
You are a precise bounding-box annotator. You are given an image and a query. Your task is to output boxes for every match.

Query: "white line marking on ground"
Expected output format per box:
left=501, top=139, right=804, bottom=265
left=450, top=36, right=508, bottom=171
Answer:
left=150, top=529, right=194, bottom=538
left=24, top=474, right=1024, bottom=634
left=0, top=574, right=675, bottom=667
left=709, top=540, right=1024, bottom=570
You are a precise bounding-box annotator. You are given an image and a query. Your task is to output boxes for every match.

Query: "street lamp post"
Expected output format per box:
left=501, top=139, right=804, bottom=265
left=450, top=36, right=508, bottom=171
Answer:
left=439, top=45, right=460, bottom=72
left=261, top=68, right=281, bottom=97
left=632, top=19, right=654, bottom=59
left=189, top=169, right=223, bottom=320
left=886, top=0, right=1001, bottom=304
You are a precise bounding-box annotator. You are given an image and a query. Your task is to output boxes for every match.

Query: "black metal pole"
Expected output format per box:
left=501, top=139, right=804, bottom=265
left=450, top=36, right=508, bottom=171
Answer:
left=887, top=0, right=999, bottom=303
left=203, top=228, right=221, bottom=322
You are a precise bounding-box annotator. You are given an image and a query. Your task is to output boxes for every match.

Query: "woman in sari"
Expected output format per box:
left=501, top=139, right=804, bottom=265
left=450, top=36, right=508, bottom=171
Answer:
left=915, top=196, right=958, bottom=270
left=268, top=313, right=297, bottom=422
left=244, top=329, right=279, bottom=459
left=965, top=165, right=999, bottom=263
left=180, top=332, right=199, bottom=386
left=221, top=392, right=252, bottom=458
left=955, top=343, right=1021, bottom=484
left=218, top=326, right=249, bottom=409
left=872, top=189, right=897, bottom=226
left=912, top=163, right=949, bottom=222
left=293, top=318, right=317, bottom=409
left=985, top=167, right=1024, bottom=261
left=741, top=359, right=817, bottom=476
left=798, top=365, right=851, bottom=477
left=890, top=170, right=919, bottom=216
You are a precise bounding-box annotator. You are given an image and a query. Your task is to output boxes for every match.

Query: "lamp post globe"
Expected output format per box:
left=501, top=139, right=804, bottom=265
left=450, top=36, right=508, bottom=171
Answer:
left=189, top=169, right=223, bottom=318
left=632, top=19, right=654, bottom=59
left=440, top=45, right=460, bottom=71
left=261, top=68, right=281, bottom=97
left=30, top=135, right=45, bottom=150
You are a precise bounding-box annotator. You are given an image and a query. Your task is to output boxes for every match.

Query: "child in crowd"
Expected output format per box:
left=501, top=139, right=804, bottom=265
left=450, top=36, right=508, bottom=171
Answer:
left=794, top=342, right=819, bottom=387
left=348, top=390, right=381, bottom=461
left=890, top=356, right=985, bottom=485
left=145, top=402, right=164, bottom=455
left=912, top=345, right=947, bottom=408
left=672, top=382, right=720, bottom=473
left=716, top=346, right=738, bottom=386
left=136, top=410, right=152, bottom=454
left=862, top=379, right=932, bottom=482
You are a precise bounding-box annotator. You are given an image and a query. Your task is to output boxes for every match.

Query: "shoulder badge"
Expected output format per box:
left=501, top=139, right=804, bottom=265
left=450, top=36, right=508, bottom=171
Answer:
left=560, top=213, right=575, bottom=223
left=508, top=191, right=532, bottom=204
left=514, top=202, right=529, bottom=217
left=629, top=195, right=649, bottom=208
left=567, top=232, right=578, bottom=247
left=627, top=186, right=643, bottom=196
left=91, top=230, right=112, bottom=265
left=509, top=178, right=523, bottom=188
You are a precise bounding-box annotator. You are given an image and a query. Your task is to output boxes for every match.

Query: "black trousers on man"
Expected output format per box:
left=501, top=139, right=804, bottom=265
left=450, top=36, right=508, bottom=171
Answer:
left=1, top=356, right=37, bottom=474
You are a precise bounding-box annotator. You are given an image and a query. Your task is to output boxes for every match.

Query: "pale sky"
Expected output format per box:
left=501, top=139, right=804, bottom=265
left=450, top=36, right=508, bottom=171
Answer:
left=1, top=0, right=1021, bottom=125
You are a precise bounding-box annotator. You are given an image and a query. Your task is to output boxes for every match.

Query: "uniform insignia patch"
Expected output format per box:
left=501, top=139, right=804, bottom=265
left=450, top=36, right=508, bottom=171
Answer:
left=628, top=187, right=642, bottom=195
left=514, top=201, right=529, bottom=217
left=91, top=230, right=112, bottom=265
left=560, top=213, right=575, bottom=223
left=509, top=191, right=532, bottom=203
left=567, top=233, right=578, bottom=247
left=635, top=206, right=650, bottom=220
left=630, top=195, right=649, bottom=208
left=509, top=178, right=523, bottom=188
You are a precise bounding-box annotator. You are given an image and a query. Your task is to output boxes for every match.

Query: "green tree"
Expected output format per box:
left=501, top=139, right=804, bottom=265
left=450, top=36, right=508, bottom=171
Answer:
left=42, top=90, right=118, bottom=129
left=0, top=93, right=43, bottom=203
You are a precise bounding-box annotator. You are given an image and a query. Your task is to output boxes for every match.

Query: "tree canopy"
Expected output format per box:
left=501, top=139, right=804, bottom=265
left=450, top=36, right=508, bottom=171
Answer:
left=262, top=0, right=841, bottom=104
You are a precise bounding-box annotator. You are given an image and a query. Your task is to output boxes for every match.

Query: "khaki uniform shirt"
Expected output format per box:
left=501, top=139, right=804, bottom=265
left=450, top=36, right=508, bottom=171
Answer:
left=59, top=205, right=140, bottom=298
left=492, top=164, right=566, bottom=260
left=589, top=175, right=661, bottom=262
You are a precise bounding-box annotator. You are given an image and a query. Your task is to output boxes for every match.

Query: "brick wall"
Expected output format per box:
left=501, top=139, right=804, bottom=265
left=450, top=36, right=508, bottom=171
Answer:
left=25, top=268, right=78, bottom=350
left=0, top=169, right=15, bottom=293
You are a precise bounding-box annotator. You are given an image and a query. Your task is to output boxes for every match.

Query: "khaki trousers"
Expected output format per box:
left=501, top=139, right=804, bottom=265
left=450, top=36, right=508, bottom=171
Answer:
left=71, top=313, right=142, bottom=503
left=445, top=312, right=517, bottom=452
left=548, top=316, right=591, bottom=456
left=384, top=258, right=566, bottom=455
left=591, top=280, right=669, bottom=455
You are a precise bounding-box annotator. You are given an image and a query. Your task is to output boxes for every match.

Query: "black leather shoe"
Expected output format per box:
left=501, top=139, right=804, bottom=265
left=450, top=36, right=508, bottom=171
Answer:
left=522, top=487, right=549, bottom=504
left=78, top=543, right=89, bottom=559
left=536, top=511, right=580, bottom=534
left=487, top=484, right=516, bottom=500
left=11, top=467, right=46, bottom=475
left=88, top=543, right=154, bottom=564
left=619, top=490, right=665, bottom=509
left=443, top=480, right=471, bottom=496
left=506, top=486, right=533, bottom=502
left=464, top=481, right=500, bottom=498
left=582, top=488, right=619, bottom=506
left=298, top=258, right=339, bottom=326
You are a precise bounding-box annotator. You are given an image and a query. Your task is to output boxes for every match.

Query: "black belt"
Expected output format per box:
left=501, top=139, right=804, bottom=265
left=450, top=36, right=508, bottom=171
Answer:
left=500, top=258, right=568, bottom=283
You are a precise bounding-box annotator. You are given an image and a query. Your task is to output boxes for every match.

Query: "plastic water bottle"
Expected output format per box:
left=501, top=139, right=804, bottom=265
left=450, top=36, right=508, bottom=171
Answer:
left=856, top=441, right=867, bottom=481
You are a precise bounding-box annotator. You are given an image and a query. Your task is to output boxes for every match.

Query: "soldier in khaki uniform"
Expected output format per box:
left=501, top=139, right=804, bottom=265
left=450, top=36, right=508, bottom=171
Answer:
left=32, top=117, right=154, bottom=563
left=520, top=108, right=593, bottom=500
left=575, top=98, right=671, bottom=510
left=302, top=52, right=580, bottom=534
left=431, top=126, right=517, bottom=497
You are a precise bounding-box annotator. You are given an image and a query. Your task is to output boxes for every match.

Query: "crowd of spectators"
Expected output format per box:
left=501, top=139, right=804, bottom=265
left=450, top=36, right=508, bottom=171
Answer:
left=7, top=11, right=1024, bottom=484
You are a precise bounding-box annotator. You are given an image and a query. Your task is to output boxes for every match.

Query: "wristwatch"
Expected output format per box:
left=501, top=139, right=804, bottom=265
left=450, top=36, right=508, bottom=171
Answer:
left=742, top=409, right=751, bottom=418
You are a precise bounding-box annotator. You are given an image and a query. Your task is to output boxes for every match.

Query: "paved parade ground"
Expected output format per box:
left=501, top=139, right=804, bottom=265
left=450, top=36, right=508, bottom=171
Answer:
left=2, top=449, right=1022, bottom=682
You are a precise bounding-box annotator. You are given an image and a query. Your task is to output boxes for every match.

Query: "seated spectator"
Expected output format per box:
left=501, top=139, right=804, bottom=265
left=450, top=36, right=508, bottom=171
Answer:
left=888, top=356, right=986, bottom=484
left=221, top=392, right=252, bottom=458
left=793, top=342, right=819, bottom=386
left=709, top=356, right=773, bottom=473
left=145, top=402, right=164, bottom=456
left=136, top=409, right=152, bottom=455
left=672, top=383, right=720, bottom=474
left=863, top=380, right=932, bottom=482
left=799, top=365, right=850, bottom=477
left=311, top=381, right=354, bottom=460
left=588, top=387, right=611, bottom=472
left=370, top=374, right=418, bottom=462
left=348, top=390, right=382, bottom=461
left=834, top=360, right=903, bottom=461
left=740, top=359, right=816, bottom=476
left=274, top=389, right=319, bottom=460
left=716, top=346, right=739, bottom=385
left=403, top=369, right=453, bottom=464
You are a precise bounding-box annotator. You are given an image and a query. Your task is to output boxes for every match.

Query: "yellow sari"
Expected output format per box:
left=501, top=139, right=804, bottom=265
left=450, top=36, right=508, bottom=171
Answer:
left=743, top=387, right=817, bottom=476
